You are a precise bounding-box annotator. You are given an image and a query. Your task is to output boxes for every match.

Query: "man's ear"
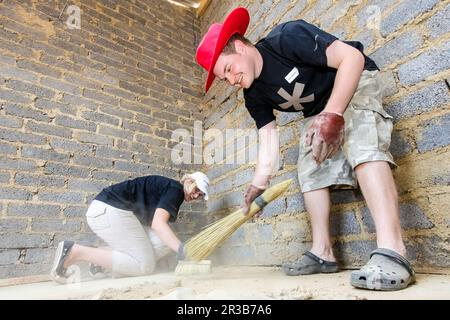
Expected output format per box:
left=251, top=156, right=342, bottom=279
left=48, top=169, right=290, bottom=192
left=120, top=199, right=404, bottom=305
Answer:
left=234, top=39, right=246, bottom=54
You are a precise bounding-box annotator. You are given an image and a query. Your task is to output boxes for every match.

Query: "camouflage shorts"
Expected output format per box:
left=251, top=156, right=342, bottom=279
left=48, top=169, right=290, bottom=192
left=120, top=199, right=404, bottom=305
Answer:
left=298, top=70, right=396, bottom=193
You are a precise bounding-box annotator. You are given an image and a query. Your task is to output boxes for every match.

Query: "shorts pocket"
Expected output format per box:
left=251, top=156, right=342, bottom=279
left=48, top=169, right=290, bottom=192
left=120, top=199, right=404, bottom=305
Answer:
left=350, top=98, right=393, bottom=120
left=86, top=205, right=110, bottom=230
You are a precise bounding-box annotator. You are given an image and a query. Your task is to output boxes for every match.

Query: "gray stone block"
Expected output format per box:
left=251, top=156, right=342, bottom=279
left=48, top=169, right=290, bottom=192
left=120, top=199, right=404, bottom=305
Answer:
left=417, top=114, right=450, bottom=153
left=76, top=132, right=113, bottom=146
left=54, top=115, right=97, bottom=132
left=15, top=173, right=66, bottom=188
left=0, top=142, right=17, bottom=156
left=0, top=128, right=46, bottom=145
left=21, top=146, right=69, bottom=163
left=369, top=31, right=423, bottom=68
left=37, top=191, right=84, bottom=204
left=282, top=145, right=299, bottom=166
left=67, top=178, right=109, bottom=193
left=8, top=203, right=60, bottom=218
left=362, top=202, right=434, bottom=233
left=44, top=162, right=90, bottom=178
left=0, top=187, right=32, bottom=201
left=330, top=210, right=361, bottom=236
left=263, top=197, right=287, bottom=218
left=91, top=170, right=130, bottom=182
left=390, top=129, right=413, bottom=158
left=6, top=80, right=55, bottom=99
left=0, top=65, right=38, bottom=82
left=405, top=235, right=449, bottom=267
left=0, top=262, right=53, bottom=278
left=31, top=219, right=82, bottom=233
left=380, top=0, right=438, bottom=37
left=356, top=0, right=396, bottom=29
left=285, top=193, right=305, bottom=213
left=49, top=138, right=94, bottom=154
left=40, top=77, right=81, bottom=95
left=222, top=190, right=242, bottom=208
left=0, top=250, right=20, bottom=265
left=72, top=155, right=112, bottom=169
left=3, top=103, right=50, bottom=122
left=0, top=115, right=23, bottom=128
left=0, top=218, right=28, bottom=231
left=330, top=189, right=364, bottom=205
left=0, top=233, right=52, bottom=249
left=427, top=4, right=450, bottom=39
left=277, top=111, right=303, bottom=126
left=81, top=110, right=120, bottom=126
left=35, top=98, right=76, bottom=115
left=63, top=206, right=87, bottom=218
left=23, top=248, right=55, bottom=264
left=379, top=70, right=398, bottom=98
left=0, top=171, right=11, bottom=183
left=398, top=41, right=450, bottom=85
left=334, top=240, right=377, bottom=266
left=386, top=82, right=449, bottom=122
left=279, top=126, right=296, bottom=146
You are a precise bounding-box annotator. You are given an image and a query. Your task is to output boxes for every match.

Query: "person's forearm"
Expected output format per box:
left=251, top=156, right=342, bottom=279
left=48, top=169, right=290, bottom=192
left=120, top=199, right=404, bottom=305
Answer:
left=252, top=123, right=279, bottom=189
left=323, top=54, right=365, bottom=115
left=152, top=223, right=181, bottom=252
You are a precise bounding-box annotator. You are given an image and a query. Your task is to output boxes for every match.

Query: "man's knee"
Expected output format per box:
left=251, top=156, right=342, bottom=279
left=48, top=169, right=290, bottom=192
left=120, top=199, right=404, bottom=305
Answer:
left=115, top=253, right=156, bottom=276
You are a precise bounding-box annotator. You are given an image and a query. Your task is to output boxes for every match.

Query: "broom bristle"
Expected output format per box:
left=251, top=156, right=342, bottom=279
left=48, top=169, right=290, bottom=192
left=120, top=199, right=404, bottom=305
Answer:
left=184, top=179, right=292, bottom=261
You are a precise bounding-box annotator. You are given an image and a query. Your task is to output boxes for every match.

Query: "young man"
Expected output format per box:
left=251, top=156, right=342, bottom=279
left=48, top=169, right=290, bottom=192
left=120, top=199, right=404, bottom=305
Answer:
left=50, top=172, right=209, bottom=284
left=196, top=7, right=414, bottom=291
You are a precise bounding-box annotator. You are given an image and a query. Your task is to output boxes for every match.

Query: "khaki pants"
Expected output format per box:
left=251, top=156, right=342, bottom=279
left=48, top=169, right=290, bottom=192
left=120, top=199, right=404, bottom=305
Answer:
left=86, top=200, right=171, bottom=277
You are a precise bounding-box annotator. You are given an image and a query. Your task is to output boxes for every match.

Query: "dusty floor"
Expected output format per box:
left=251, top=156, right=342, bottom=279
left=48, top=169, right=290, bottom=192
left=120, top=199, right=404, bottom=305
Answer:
left=0, top=266, right=449, bottom=300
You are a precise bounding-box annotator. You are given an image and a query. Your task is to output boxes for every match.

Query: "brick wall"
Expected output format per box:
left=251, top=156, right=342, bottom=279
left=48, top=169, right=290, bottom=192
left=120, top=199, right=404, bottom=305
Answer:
left=198, top=0, right=449, bottom=273
left=0, top=0, right=206, bottom=278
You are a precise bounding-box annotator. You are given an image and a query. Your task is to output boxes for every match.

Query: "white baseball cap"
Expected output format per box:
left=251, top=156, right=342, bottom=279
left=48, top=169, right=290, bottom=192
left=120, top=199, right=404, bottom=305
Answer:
left=189, top=172, right=210, bottom=200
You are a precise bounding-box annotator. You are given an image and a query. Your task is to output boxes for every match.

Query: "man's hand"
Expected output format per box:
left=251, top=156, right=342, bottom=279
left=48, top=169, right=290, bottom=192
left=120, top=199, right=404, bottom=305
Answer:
left=242, top=184, right=265, bottom=215
left=305, top=112, right=345, bottom=164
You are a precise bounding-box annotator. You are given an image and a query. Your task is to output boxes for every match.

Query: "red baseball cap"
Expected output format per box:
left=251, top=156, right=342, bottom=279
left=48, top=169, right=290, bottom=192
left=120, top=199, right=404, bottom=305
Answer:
left=196, top=7, right=250, bottom=92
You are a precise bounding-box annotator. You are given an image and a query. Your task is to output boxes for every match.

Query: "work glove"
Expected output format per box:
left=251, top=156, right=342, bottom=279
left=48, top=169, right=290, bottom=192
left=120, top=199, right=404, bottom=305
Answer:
left=242, top=184, right=265, bottom=216
left=305, top=112, right=345, bottom=164
left=177, top=242, right=186, bottom=261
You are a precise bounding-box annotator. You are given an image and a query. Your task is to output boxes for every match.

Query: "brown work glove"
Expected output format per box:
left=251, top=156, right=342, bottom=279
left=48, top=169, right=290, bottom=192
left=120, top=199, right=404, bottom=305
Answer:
left=305, top=112, right=345, bottom=164
left=242, top=184, right=265, bottom=216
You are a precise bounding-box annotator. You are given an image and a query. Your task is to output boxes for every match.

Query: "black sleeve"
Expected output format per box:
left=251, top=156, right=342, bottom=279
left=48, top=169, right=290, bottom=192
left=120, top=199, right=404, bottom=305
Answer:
left=244, top=91, right=276, bottom=129
left=157, top=187, right=184, bottom=222
left=275, top=20, right=338, bottom=68
left=245, top=103, right=275, bottom=129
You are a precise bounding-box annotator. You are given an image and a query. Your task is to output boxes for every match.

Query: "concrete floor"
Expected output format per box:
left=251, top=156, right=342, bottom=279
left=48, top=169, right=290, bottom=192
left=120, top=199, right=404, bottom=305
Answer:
left=0, top=266, right=449, bottom=300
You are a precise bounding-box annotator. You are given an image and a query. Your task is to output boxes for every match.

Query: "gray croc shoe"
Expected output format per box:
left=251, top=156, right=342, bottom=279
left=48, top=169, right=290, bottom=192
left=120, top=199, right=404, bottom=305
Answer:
left=50, top=240, right=75, bottom=284
left=282, top=251, right=339, bottom=276
left=350, top=248, right=415, bottom=291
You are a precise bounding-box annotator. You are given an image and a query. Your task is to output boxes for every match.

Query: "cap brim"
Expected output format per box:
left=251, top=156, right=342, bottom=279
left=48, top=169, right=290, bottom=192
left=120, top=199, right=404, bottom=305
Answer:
left=205, top=7, right=250, bottom=92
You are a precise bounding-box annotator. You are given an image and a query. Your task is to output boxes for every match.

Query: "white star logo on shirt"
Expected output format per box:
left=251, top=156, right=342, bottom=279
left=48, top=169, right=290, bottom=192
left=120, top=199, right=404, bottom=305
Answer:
left=277, top=82, right=315, bottom=111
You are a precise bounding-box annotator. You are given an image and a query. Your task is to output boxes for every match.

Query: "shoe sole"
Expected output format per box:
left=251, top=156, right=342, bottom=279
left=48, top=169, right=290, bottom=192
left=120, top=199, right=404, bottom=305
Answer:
left=50, top=241, right=67, bottom=284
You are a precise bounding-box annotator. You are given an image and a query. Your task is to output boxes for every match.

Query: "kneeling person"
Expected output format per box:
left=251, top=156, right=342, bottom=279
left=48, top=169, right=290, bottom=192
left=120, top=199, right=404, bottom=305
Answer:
left=50, top=172, right=209, bottom=283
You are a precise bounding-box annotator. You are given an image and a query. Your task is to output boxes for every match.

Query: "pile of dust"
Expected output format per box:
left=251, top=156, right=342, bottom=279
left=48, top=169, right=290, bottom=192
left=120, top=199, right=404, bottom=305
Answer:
left=266, top=285, right=314, bottom=300
left=90, top=280, right=182, bottom=300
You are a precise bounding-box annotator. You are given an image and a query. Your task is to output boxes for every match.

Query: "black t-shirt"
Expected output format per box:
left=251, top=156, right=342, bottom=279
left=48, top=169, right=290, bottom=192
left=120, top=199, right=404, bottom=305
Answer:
left=244, top=19, right=379, bottom=129
left=95, top=175, right=184, bottom=225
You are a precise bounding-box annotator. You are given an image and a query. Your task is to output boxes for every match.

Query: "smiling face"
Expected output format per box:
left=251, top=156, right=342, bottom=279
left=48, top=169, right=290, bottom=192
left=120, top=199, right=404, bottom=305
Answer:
left=183, top=179, right=205, bottom=202
left=213, top=39, right=261, bottom=89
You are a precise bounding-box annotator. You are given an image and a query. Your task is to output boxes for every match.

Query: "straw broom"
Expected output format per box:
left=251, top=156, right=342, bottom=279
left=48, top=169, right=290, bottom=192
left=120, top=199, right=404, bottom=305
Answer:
left=182, top=179, right=292, bottom=262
